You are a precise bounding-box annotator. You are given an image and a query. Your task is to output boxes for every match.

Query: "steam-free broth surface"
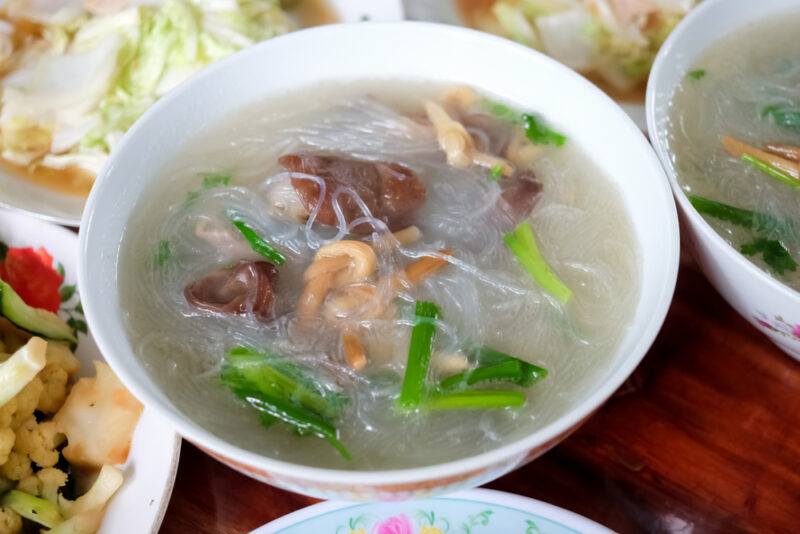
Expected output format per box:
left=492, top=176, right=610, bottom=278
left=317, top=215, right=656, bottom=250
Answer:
left=119, top=82, right=639, bottom=469
left=668, top=13, right=800, bottom=291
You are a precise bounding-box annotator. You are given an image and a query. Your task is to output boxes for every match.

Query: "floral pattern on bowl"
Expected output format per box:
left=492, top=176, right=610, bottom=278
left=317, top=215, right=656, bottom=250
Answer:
left=255, top=489, right=613, bottom=534
left=754, top=312, right=800, bottom=341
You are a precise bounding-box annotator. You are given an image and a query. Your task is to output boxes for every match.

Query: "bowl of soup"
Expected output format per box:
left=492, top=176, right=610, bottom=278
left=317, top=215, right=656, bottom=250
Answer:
left=79, top=22, right=678, bottom=500
left=648, top=0, right=800, bottom=360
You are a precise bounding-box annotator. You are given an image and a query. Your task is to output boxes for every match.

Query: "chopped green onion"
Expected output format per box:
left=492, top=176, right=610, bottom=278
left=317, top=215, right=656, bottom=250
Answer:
left=221, top=348, right=350, bottom=459
left=504, top=223, right=572, bottom=302
left=489, top=164, right=504, bottom=180
left=440, top=346, right=547, bottom=390
left=201, top=172, right=231, bottom=188
left=227, top=211, right=286, bottom=265
left=1, top=490, right=63, bottom=528
left=688, top=195, right=796, bottom=241
left=687, top=69, right=706, bottom=80
left=522, top=113, right=566, bottom=146
left=740, top=237, right=797, bottom=275
left=155, top=240, right=171, bottom=267
left=397, top=300, right=440, bottom=410
left=423, top=389, right=526, bottom=410
left=762, top=104, right=800, bottom=133
left=741, top=154, right=800, bottom=188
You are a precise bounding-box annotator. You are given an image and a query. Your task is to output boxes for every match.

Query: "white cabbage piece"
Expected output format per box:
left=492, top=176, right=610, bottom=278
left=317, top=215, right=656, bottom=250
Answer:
left=536, top=7, right=595, bottom=70
left=0, top=338, right=47, bottom=409
left=0, top=35, right=122, bottom=165
left=5, top=0, right=84, bottom=25
left=47, top=464, right=124, bottom=534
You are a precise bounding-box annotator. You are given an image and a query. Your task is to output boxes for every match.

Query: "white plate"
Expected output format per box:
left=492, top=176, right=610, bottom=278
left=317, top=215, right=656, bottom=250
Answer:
left=0, top=0, right=404, bottom=227
left=0, top=208, right=181, bottom=534
left=255, top=488, right=615, bottom=533
left=403, top=0, right=647, bottom=131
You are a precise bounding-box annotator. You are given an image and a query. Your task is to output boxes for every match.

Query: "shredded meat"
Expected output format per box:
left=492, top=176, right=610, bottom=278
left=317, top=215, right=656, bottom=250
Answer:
left=184, top=260, right=278, bottom=321
left=279, top=153, right=426, bottom=233
left=496, top=171, right=544, bottom=227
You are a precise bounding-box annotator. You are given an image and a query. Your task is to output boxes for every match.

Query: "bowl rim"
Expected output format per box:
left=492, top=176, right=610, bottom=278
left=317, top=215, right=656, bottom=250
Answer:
left=80, top=21, right=679, bottom=486
left=646, top=0, right=800, bottom=304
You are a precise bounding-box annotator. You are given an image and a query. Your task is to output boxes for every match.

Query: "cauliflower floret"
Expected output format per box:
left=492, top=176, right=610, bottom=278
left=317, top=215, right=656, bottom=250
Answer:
left=0, top=428, right=13, bottom=465
left=54, top=362, right=142, bottom=467
left=45, top=342, right=80, bottom=377
left=15, top=474, right=39, bottom=495
left=37, top=467, right=68, bottom=504
left=0, top=398, right=15, bottom=429
left=0, top=451, right=31, bottom=481
left=10, top=377, right=43, bottom=430
left=14, top=418, right=62, bottom=468
left=0, top=506, right=22, bottom=534
left=13, top=468, right=67, bottom=505
left=37, top=364, right=70, bottom=414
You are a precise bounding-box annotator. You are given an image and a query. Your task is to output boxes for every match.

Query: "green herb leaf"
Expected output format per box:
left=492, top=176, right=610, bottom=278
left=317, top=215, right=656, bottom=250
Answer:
left=423, top=389, right=526, bottom=410
left=504, top=223, right=572, bottom=302
left=440, top=346, right=547, bottom=390
left=66, top=317, right=88, bottom=335
left=221, top=349, right=350, bottom=460
left=155, top=240, right=171, bottom=267
left=762, top=104, right=800, bottom=133
left=688, top=195, right=797, bottom=241
left=0, top=241, right=7, bottom=262
left=741, top=154, right=800, bottom=188
left=522, top=113, right=566, bottom=146
left=59, top=284, right=76, bottom=303
left=489, top=164, right=504, bottom=180
left=687, top=69, right=706, bottom=80
left=201, top=172, right=231, bottom=189
left=397, top=300, right=440, bottom=410
left=74, top=302, right=83, bottom=314
left=227, top=211, right=286, bottom=265
left=740, top=238, right=797, bottom=275
left=56, top=262, right=65, bottom=277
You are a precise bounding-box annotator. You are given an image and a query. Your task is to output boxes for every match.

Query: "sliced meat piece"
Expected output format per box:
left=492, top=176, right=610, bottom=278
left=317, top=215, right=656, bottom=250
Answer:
left=279, top=153, right=426, bottom=233
left=184, top=260, right=278, bottom=321
left=496, top=170, right=544, bottom=228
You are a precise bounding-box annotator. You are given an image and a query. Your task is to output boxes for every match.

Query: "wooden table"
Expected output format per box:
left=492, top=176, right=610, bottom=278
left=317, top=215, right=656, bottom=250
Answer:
left=159, top=256, right=800, bottom=533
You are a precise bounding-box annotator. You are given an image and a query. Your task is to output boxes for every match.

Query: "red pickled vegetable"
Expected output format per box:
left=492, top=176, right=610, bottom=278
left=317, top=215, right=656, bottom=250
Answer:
left=0, top=247, right=63, bottom=312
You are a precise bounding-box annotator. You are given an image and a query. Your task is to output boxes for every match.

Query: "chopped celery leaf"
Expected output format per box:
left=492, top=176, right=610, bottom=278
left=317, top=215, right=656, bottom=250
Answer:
left=740, top=238, right=797, bottom=275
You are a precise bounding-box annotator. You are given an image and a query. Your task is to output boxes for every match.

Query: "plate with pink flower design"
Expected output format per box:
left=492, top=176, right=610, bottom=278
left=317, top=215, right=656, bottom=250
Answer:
left=254, top=488, right=614, bottom=534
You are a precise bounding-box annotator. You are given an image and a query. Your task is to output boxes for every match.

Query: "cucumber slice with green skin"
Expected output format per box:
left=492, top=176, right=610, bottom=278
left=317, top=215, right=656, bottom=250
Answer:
left=0, top=280, right=76, bottom=342
left=1, top=490, right=63, bottom=528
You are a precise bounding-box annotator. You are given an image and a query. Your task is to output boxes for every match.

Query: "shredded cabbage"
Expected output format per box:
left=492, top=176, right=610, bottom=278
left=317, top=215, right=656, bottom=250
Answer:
left=0, top=0, right=291, bottom=175
left=488, top=0, right=696, bottom=91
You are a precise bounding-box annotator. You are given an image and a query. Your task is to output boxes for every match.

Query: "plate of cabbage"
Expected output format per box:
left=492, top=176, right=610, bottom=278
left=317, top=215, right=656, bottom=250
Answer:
left=0, top=0, right=403, bottom=226
left=0, top=208, right=180, bottom=534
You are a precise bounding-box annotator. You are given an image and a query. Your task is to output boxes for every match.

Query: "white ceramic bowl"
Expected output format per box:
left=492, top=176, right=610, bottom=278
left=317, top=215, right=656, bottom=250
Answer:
left=0, top=0, right=404, bottom=227
left=647, top=0, right=800, bottom=361
left=79, top=22, right=679, bottom=500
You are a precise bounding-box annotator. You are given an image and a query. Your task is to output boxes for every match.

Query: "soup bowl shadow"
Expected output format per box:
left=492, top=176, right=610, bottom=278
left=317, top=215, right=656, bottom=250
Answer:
left=79, top=22, right=679, bottom=500
left=647, top=0, right=800, bottom=362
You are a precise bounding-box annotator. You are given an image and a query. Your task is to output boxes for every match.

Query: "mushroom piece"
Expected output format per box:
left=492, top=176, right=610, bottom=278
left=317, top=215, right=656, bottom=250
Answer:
left=424, top=100, right=514, bottom=175
left=297, top=240, right=378, bottom=322
left=278, top=153, right=427, bottom=233
left=184, top=260, right=278, bottom=321
left=495, top=171, right=544, bottom=228
left=721, top=135, right=800, bottom=180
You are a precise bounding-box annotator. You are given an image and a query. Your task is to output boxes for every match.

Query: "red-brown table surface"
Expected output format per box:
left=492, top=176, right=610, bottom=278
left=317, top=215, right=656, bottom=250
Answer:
left=159, top=256, right=800, bottom=534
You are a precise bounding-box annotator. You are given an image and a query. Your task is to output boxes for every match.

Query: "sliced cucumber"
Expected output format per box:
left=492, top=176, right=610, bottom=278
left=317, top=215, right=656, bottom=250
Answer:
left=0, top=280, right=76, bottom=342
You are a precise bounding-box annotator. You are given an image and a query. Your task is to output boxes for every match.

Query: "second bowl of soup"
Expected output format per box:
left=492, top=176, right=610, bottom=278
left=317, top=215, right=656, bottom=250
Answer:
left=648, top=0, right=800, bottom=360
left=80, top=22, right=678, bottom=499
